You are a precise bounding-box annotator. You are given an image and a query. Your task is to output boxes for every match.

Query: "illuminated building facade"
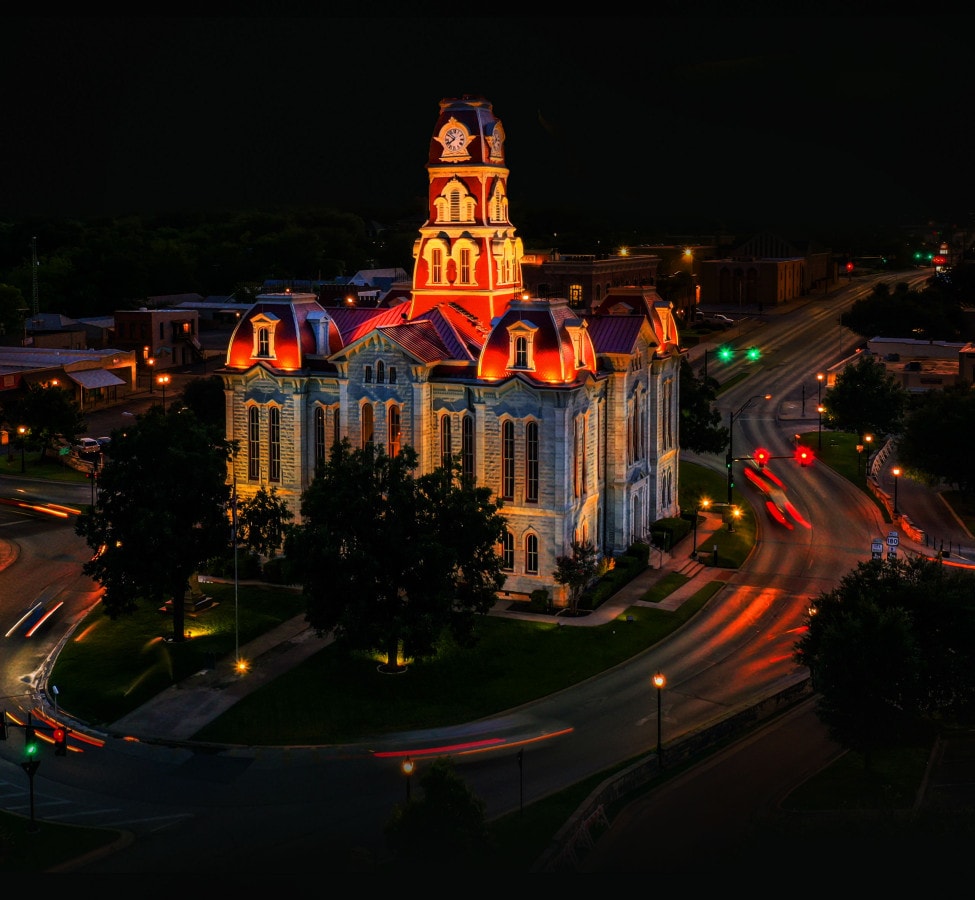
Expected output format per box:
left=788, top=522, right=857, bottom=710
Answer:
left=219, top=96, right=684, bottom=606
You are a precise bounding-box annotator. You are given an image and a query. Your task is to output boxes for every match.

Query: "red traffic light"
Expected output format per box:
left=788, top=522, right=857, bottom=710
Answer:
left=754, top=448, right=770, bottom=468
left=845, top=261, right=854, bottom=272
left=796, top=446, right=814, bottom=467
left=53, top=726, right=67, bottom=756
left=932, top=255, right=947, bottom=266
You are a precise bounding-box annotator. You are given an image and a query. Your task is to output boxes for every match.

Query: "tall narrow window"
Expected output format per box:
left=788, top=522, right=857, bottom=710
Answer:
left=248, top=407, right=260, bottom=480
left=525, top=533, right=539, bottom=575
left=460, top=248, right=472, bottom=283
left=514, top=336, right=528, bottom=368
left=376, top=361, right=385, bottom=384
left=257, top=327, right=270, bottom=357
left=440, top=415, right=452, bottom=469
left=461, top=414, right=474, bottom=482
left=364, top=365, right=372, bottom=384
left=268, top=407, right=281, bottom=483
left=581, top=413, right=588, bottom=496
left=387, top=406, right=401, bottom=457
left=361, top=403, right=374, bottom=450
left=502, top=420, right=515, bottom=500
left=332, top=406, right=340, bottom=454
left=431, top=248, right=443, bottom=283
left=388, top=366, right=397, bottom=384
left=501, top=531, right=514, bottom=571
left=525, top=421, right=539, bottom=502
left=314, top=406, right=326, bottom=468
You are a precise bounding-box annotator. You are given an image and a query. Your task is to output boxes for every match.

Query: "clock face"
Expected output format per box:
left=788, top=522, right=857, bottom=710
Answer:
left=443, top=127, right=467, bottom=152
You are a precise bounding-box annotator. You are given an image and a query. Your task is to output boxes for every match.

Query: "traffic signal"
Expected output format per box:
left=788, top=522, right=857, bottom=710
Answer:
left=24, top=725, right=39, bottom=758
left=0, top=712, right=6, bottom=740
left=746, top=346, right=761, bottom=361
left=845, top=261, right=854, bottom=273
left=53, top=726, right=67, bottom=756
left=754, top=448, right=770, bottom=468
left=797, top=446, right=813, bottom=467
left=717, top=345, right=734, bottom=363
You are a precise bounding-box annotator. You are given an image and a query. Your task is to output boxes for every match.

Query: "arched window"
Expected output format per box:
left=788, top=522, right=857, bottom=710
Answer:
left=461, top=414, right=474, bottom=482
left=364, top=365, right=372, bottom=384
left=387, top=406, right=401, bottom=457
left=440, top=415, right=452, bottom=469
left=525, top=533, right=539, bottom=575
left=361, top=403, right=374, bottom=450
left=247, top=406, right=260, bottom=480
left=501, top=531, right=514, bottom=572
left=268, top=407, right=281, bottom=482
left=314, top=406, right=326, bottom=468
left=525, top=421, right=539, bottom=502
left=502, top=420, right=515, bottom=500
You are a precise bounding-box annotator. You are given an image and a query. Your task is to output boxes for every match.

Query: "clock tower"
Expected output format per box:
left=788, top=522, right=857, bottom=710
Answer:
left=408, top=96, right=524, bottom=321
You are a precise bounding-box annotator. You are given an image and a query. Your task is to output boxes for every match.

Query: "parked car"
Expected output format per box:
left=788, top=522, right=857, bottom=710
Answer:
left=695, top=311, right=735, bottom=328
left=74, top=437, right=101, bottom=455
left=95, top=436, right=112, bottom=449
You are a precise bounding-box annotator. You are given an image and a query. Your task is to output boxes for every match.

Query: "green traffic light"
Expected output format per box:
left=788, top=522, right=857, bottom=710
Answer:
left=24, top=726, right=39, bottom=757
left=717, top=345, right=734, bottom=363
left=746, top=346, right=761, bottom=361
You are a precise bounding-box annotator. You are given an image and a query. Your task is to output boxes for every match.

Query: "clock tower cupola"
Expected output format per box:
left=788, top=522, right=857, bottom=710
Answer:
left=408, top=96, right=524, bottom=321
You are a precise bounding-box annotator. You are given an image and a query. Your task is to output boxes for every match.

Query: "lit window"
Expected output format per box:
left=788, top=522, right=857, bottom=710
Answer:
left=440, top=415, right=452, bottom=469
left=525, top=533, right=539, bottom=575
left=388, top=406, right=401, bottom=457
left=269, top=407, right=281, bottom=482
left=461, top=415, right=474, bottom=482
left=526, top=421, right=539, bottom=502
left=314, top=407, right=326, bottom=466
left=501, top=531, right=514, bottom=571
left=361, top=403, right=374, bottom=450
left=502, top=420, right=514, bottom=500
left=248, top=407, right=260, bottom=480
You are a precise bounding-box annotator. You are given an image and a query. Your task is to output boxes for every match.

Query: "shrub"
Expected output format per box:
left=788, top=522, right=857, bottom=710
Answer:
left=528, top=589, right=550, bottom=613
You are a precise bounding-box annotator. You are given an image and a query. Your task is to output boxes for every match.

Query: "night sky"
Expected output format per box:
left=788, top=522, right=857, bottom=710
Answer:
left=3, top=16, right=971, bottom=232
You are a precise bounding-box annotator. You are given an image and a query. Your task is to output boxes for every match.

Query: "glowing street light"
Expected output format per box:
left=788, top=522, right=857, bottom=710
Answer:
left=816, top=372, right=825, bottom=449
left=157, top=373, right=171, bottom=407
left=401, top=756, right=415, bottom=802
left=691, top=498, right=710, bottom=559
left=17, top=425, right=26, bottom=473
left=652, top=672, right=666, bottom=762
left=892, top=466, right=901, bottom=515
left=147, top=356, right=155, bottom=392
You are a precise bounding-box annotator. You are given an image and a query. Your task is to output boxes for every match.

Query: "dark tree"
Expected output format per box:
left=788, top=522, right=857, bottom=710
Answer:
left=795, top=556, right=975, bottom=767
left=235, top=484, right=294, bottom=559
left=678, top=356, right=729, bottom=455
left=553, top=540, right=599, bottom=616
left=178, top=374, right=227, bottom=439
left=384, top=756, right=491, bottom=870
left=2, top=381, right=86, bottom=459
left=76, top=404, right=232, bottom=643
left=284, top=440, right=507, bottom=671
left=898, top=385, right=975, bottom=494
left=821, top=353, right=906, bottom=440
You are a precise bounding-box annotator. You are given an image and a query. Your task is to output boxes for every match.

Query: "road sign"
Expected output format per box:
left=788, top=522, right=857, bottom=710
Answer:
left=58, top=447, right=70, bottom=456
left=886, top=532, right=899, bottom=547
left=871, top=539, right=883, bottom=560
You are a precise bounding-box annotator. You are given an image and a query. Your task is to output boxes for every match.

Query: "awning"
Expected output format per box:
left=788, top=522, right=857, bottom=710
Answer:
left=66, top=369, right=126, bottom=389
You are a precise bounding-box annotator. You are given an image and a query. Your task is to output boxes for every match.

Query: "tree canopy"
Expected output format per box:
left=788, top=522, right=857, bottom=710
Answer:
left=283, top=440, right=508, bottom=671
left=1, top=381, right=86, bottom=458
left=821, top=353, right=906, bottom=440
left=553, top=540, right=599, bottom=616
left=897, top=385, right=975, bottom=493
left=795, top=556, right=975, bottom=766
left=235, top=484, right=294, bottom=559
left=677, top=356, right=729, bottom=455
left=76, top=404, right=233, bottom=642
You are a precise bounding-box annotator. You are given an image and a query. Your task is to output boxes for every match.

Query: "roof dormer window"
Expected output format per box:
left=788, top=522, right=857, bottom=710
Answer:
left=250, top=313, right=280, bottom=360
left=506, top=320, right=538, bottom=371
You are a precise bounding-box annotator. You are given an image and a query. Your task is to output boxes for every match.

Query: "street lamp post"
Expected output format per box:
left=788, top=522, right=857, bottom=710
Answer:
left=726, top=394, right=772, bottom=505
left=17, top=426, right=26, bottom=473
left=401, top=756, right=415, bottom=802
left=147, top=357, right=155, bottom=392
left=892, top=466, right=901, bottom=515
left=652, top=672, right=666, bottom=763
left=157, top=373, right=170, bottom=407
left=864, top=434, right=874, bottom=473
left=691, top=498, right=710, bottom=559
left=816, top=373, right=825, bottom=449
